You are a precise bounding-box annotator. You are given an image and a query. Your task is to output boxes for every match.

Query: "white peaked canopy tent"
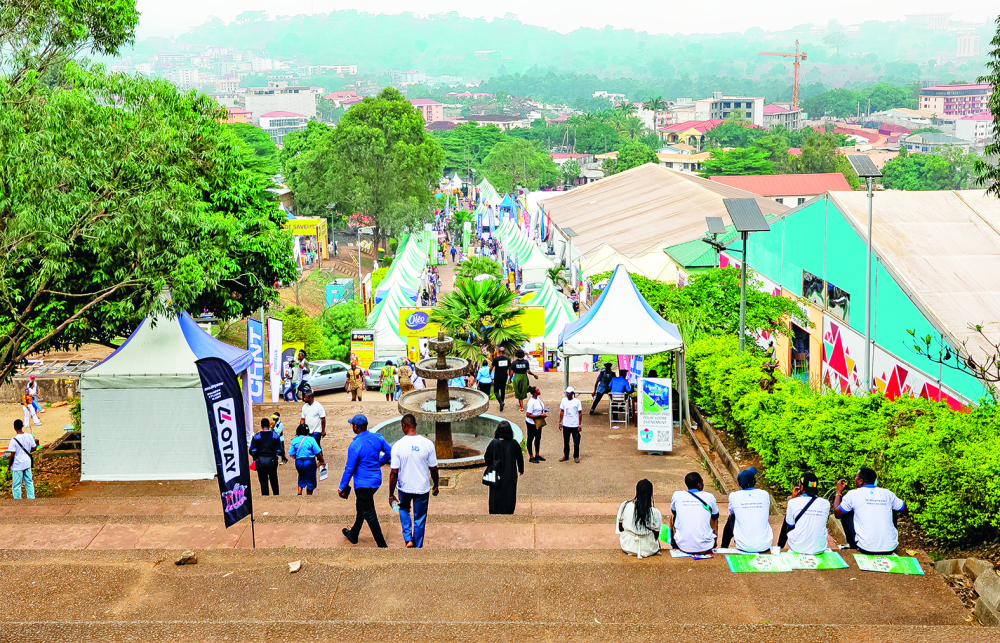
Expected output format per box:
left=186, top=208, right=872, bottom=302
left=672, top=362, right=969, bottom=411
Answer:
left=558, top=264, right=689, bottom=428
left=80, top=311, right=253, bottom=481
left=367, top=280, right=412, bottom=357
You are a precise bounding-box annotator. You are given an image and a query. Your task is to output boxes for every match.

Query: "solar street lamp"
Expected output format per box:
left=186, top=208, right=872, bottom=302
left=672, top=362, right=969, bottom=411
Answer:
left=846, top=155, right=882, bottom=393
left=721, top=200, right=771, bottom=353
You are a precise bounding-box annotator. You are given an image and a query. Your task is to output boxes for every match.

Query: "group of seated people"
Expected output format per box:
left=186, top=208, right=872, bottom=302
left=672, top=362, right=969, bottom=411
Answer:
left=617, top=466, right=907, bottom=558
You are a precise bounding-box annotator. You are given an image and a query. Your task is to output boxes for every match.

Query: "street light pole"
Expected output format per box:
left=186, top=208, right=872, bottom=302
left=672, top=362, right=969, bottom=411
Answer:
left=739, top=231, right=748, bottom=353
left=863, top=176, right=873, bottom=392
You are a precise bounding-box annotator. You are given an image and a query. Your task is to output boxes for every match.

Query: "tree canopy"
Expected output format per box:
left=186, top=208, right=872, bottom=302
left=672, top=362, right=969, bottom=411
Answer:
left=976, top=16, right=1000, bottom=198
left=698, top=147, right=775, bottom=177
left=481, top=137, right=558, bottom=192
left=881, top=147, right=980, bottom=191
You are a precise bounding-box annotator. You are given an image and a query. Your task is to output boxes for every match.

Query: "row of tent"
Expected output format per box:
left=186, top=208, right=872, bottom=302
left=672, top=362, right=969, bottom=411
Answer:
left=367, top=231, right=433, bottom=356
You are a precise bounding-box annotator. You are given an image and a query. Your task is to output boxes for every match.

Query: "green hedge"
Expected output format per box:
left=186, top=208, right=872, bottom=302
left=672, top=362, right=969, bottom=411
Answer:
left=686, top=335, right=1000, bottom=547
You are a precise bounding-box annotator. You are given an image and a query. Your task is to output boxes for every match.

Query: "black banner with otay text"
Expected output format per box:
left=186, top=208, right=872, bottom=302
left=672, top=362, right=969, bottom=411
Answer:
left=196, top=357, right=253, bottom=528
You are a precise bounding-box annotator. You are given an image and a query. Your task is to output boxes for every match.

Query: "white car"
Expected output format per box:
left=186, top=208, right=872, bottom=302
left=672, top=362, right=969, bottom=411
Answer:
left=307, top=360, right=350, bottom=394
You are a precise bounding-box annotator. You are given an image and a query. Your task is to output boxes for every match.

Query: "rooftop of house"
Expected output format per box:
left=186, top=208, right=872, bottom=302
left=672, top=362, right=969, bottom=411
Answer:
left=920, top=83, right=991, bottom=92
left=408, top=98, right=442, bottom=106
left=660, top=119, right=727, bottom=133
left=763, top=104, right=790, bottom=114
left=961, top=111, right=994, bottom=121
left=260, top=111, right=307, bottom=118
left=708, top=173, right=852, bottom=197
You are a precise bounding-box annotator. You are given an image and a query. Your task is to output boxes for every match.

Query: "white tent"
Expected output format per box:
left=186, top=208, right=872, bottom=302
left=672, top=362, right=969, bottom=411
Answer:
left=80, top=311, right=253, bottom=481
left=558, top=265, right=688, bottom=427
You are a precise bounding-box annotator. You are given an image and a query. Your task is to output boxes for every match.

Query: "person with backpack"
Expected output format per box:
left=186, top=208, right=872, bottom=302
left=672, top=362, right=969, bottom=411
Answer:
left=778, top=471, right=830, bottom=554
left=3, top=420, right=38, bottom=499
left=249, top=418, right=287, bottom=496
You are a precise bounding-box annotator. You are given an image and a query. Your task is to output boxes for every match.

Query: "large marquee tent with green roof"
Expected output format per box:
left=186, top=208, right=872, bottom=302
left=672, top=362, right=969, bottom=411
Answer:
left=367, top=280, right=413, bottom=357
left=374, top=232, right=428, bottom=303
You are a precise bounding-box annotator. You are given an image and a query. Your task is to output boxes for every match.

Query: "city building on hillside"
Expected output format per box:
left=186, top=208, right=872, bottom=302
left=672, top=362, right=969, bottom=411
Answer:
left=919, top=84, right=992, bottom=117
left=656, top=152, right=711, bottom=174
left=239, top=81, right=317, bottom=125
left=659, top=119, right=726, bottom=149
left=425, top=121, right=457, bottom=132
left=221, top=107, right=252, bottom=125
left=902, top=131, right=971, bottom=153
left=304, top=64, right=357, bottom=75
left=956, top=35, right=981, bottom=57
left=134, top=63, right=152, bottom=75
left=407, top=99, right=444, bottom=123
left=593, top=90, right=626, bottom=102
left=905, top=13, right=952, bottom=30
left=167, top=68, right=200, bottom=88
left=454, top=114, right=530, bottom=130
left=763, top=103, right=803, bottom=130
left=955, top=112, right=995, bottom=142
left=215, top=76, right=239, bottom=93
left=694, top=92, right=765, bottom=126
left=259, top=111, right=309, bottom=146
left=323, top=90, right=358, bottom=108
left=391, top=70, right=426, bottom=85
left=708, top=173, right=851, bottom=206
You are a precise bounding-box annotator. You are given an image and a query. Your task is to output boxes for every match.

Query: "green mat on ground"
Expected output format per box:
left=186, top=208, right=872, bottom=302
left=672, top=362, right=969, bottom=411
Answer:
left=853, top=554, right=924, bottom=574
left=725, top=554, right=794, bottom=573
left=787, top=552, right=849, bottom=570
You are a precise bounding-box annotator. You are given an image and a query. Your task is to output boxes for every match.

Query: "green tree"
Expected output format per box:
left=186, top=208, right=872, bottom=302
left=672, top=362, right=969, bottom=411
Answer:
left=430, top=280, right=528, bottom=361
left=227, top=122, right=280, bottom=175
left=433, top=122, right=505, bottom=175
left=282, top=88, right=444, bottom=248
left=881, top=147, right=977, bottom=190
left=977, top=16, right=1000, bottom=197
left=281, top=306, right=329, bottom=360
left=705, top=116, right=768, bottom=148
left=0, top=44, right=295, bottom=382
left=559, top=160, right=581, bottom=186
left=316, top=97, right=345, bottom=124
left=482, top=137, right=558, bottom=192
left=319, top=301, right=366, bottom=361
left=609, top=140, right=657, bottom=174
left=698, top=147, right=774, bottom=177
left=455, top=256, right=501, bottom=282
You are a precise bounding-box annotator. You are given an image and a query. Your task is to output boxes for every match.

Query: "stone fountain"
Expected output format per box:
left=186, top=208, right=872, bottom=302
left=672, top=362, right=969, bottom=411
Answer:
left=372, top=330, right=521, bottom=468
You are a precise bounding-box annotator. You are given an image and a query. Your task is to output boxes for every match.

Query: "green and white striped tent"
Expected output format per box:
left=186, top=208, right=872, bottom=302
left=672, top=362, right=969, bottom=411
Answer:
left=477, top=179, right=503, bottom=206
left=367, top=280, right=414, bottom=356
left=523, top=277, right=577, bottom=347
left=497, top=218, right=553, bottom=282
left=374, top=232, right=429, bottom=301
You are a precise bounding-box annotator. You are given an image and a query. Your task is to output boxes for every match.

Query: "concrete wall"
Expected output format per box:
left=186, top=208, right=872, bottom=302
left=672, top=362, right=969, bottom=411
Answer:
left=1, top=376, right=79, bottom=404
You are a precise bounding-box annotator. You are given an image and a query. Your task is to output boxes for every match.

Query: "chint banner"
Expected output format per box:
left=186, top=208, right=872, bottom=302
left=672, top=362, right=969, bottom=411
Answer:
left=247, top=318, right=264, bottom=403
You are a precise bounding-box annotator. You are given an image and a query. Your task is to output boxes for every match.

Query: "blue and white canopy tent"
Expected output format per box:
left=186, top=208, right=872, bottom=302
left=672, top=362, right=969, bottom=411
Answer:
left=80, top=311, right=253, bottom=481
left=558, top=264, right=689, bottom=429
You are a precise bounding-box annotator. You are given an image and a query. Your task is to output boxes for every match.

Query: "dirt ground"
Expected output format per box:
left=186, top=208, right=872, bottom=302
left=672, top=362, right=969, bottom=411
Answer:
left=0, top=403, right=73, bottom=446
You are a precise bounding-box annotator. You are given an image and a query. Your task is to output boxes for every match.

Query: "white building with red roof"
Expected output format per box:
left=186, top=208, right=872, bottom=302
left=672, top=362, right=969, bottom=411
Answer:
left=708, top=173, right=852, bottom=207
left=259, top=111, right=310, bottom=146
left=762, top=103, right=803, bottom=130
left=955, top=111, right=995, bottom=142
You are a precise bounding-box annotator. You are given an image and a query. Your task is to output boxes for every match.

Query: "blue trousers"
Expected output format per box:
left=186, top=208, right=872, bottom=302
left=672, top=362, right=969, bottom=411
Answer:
left=12, top=468, right=34, bottom=499
left=399, top=491, right=429, bottom=548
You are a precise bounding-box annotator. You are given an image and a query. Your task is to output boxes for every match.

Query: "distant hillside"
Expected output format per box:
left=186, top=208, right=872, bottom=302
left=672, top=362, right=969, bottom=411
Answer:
left=141, top=11, right=992, bottom=93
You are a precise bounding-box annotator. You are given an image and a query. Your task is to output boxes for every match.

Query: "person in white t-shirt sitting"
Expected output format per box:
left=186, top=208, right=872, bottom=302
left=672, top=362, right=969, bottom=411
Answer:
left=721, top=466, right=773, bottom=553
left=670, top=472, right=720, bottom=555
left=834, top=467, right=908, bottom=554
left=777, top=471, right=831, bottom=554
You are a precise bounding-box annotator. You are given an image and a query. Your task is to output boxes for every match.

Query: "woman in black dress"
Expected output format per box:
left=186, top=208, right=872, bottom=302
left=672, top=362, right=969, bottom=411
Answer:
left=484, top=421, right=524, bottom=514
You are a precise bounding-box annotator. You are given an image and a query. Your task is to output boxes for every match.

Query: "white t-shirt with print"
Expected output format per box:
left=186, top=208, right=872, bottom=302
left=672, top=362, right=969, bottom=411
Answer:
left=728, top=488, right=773, bottom=553
left=525, top=397, right=545, bottom=426
left=391, top=434, right=438, bottom=494
left=560, top=397, right=583, bottom=428
left=840, top=486, right=905, bottom=553
left=670, top=489, right=720, bottom=553
left=784, top=495, right=831, bottom=554
left=300, top=400, right=326, bottom=433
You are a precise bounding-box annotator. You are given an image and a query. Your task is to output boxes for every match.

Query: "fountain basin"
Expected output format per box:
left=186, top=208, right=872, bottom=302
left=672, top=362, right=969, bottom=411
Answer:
left=398, top=387, right=489, bottom=423
left=371, top=413, right=523, bottom=468
left=413, top=356, right=470, bottom=381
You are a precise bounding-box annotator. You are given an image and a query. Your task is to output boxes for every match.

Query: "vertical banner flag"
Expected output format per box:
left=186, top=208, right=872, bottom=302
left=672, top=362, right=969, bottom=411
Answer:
left=195, top=357, right=254, bottom=528
left=628, top=355, right=644, bottom=388
left=247, top=318, right=264, bottom=404
left=266, top=317, right=283, bottom=403
left=637, top=377, right=673, bottom=452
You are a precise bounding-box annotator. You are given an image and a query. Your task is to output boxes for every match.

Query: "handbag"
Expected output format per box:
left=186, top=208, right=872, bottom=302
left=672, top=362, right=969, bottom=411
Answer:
left=482, top=439, right=502, bottom=487
left=533, top=416, right=547, bottom=430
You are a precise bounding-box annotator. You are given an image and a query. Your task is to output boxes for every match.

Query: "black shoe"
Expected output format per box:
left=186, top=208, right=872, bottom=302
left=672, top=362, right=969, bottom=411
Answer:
left=536, top=456, right=546, bottom=462
left=529, top=457, right=539, bottom=463
left=588, top=410, right=596, bottom=415
left=342, top=528, right=358, bottom=544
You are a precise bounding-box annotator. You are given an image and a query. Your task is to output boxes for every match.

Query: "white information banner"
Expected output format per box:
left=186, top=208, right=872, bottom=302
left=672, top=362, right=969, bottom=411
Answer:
left=266, top=317, right=283, bottom=403
left=637, top=377, right=673, bottom=452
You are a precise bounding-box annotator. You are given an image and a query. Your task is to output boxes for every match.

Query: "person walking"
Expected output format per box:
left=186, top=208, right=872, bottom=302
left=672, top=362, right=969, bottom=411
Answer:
left=510, top=349, right=538, bottom=412
left=21, top=389, right=40, bottom=427
left=450, top=245, right=457, bottom=263
left=249, top=417, right=287, bottom=496
left=616, top=479, right=663, bottom=559
left=3, top=420, right=37, bottom=499
left=397, top=360, right=414, bottom=396
left=379, top=360, right=396, bottom=401
left=339, top=414, right=392, bottom=548
left=484, top=421, right=524, bottom=514
left=524, top=386, right=547, bottom=463
left=282, top=361, right=296, bottom=401
left=289, top=424, right=325, bottom=496
left=27, top=376, right=43, bottom=414
left=559, top=386, right=583, bottom=463
left=300, top=390, right=327, bottom=447
left=475, top=359, right=493, bottom=404
left=490, top=347, right=511, bottom=411
left=347, top=362, right=365, bottom=401
left=388, top=414, right=439, bottom=548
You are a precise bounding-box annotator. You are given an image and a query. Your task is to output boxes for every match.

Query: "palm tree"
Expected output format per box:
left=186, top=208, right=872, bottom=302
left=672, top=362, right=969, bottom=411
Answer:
left=430, top=280, right=529, bottom=362
left=646, top=95, right=667, bottom=142
left=546, top=266, right=568, bottom=290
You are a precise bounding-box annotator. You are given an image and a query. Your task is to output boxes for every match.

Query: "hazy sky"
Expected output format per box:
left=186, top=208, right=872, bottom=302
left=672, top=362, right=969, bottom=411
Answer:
left=135, top=1, right=997, bottom=38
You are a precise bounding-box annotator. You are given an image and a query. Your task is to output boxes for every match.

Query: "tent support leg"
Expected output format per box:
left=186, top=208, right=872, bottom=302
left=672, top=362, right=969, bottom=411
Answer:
left=563, top=355, right=570, bottom=390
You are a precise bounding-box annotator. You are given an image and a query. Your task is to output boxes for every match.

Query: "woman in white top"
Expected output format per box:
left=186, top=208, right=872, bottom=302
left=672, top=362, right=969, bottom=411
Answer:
left=524, top=386, right=547, bottom=463
left=616, top=479, right=663, bottom=559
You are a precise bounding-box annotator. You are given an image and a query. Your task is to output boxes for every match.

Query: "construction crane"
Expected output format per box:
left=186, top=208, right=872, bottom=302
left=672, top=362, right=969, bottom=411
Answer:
left=759, top=40, right=807, bottom=107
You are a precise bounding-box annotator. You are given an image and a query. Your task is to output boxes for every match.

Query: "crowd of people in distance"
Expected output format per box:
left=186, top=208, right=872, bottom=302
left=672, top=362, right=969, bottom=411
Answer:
left=616, top=466, right=908, bottom=559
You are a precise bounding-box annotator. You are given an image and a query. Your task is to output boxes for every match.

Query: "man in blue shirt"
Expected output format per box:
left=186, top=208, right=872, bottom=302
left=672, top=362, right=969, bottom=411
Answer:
left=339, top=414, right=392, bottom=548
left=609, top=370, right=631, bottom=394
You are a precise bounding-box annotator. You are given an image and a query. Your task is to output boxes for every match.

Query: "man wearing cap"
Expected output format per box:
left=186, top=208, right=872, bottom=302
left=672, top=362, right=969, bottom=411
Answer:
left=559, top=387, right=584, bottom=463
left=589, top=363, right=615, bottom=415
left=721, top=467, right=773, bottom=553
left=339, top=414, right=393, bottom=548
left=834, top=467, right=908, bottom=554
left=778, top=471, right=830, bottom=554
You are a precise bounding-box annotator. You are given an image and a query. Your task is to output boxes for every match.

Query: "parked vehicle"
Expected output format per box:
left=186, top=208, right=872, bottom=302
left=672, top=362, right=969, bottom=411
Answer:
left=308, top=360, right=350, bottom=394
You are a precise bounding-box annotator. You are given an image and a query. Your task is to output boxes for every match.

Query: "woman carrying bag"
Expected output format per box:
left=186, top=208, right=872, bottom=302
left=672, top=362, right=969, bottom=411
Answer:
left=483, top=421, right=523, bottom=515
left=524, top=386, right=547, bottom=463
left=289, top=424, right=326, bottom=496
